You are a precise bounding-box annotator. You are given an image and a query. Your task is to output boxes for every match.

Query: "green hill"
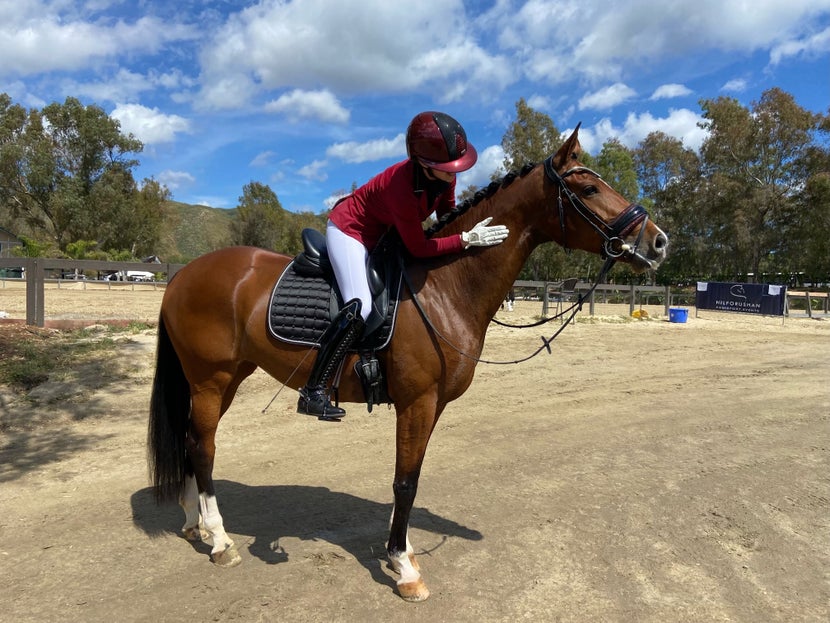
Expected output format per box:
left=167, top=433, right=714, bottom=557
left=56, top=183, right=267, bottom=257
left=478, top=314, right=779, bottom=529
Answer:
left=157, top=201, right=236, bottom=262
left=157, top=201, right=329, bottom=263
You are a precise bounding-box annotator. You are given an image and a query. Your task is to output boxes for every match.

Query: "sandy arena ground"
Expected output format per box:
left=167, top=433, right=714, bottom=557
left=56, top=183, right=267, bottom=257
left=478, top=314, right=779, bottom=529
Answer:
left=0, top=282, right=828, bottom=622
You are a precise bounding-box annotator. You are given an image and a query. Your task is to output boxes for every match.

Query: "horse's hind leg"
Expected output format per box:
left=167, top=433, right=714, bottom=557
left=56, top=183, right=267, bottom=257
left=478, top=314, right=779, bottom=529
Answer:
left=186, top=387, right=242, bottom=567
left=180, top=473, right=207, bottom=541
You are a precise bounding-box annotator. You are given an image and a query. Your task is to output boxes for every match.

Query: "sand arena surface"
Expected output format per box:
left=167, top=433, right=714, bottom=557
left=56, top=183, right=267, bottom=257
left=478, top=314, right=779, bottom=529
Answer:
left=0, top=285, right=828, bottom=622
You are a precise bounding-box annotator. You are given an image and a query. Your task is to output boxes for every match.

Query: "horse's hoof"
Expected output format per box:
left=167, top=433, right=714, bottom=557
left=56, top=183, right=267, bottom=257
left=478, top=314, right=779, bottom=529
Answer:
left=182, top=526, right=208, bottom=541
left=398, top=579, right=430, bottom=602
left=211, top=545, right=242, bottom=568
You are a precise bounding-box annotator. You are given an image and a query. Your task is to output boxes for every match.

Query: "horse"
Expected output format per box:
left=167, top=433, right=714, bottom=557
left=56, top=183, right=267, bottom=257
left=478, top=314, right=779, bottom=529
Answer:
left=147, top=126, right=669, bottom=602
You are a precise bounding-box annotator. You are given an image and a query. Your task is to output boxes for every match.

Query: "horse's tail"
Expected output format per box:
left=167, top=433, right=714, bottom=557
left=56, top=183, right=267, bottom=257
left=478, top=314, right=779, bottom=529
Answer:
left=147, top=315, right=191, bottom=503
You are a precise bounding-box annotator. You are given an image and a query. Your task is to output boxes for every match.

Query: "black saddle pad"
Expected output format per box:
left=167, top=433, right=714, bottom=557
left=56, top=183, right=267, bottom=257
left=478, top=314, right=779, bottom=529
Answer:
left=267, top=261, right=401, bottom=351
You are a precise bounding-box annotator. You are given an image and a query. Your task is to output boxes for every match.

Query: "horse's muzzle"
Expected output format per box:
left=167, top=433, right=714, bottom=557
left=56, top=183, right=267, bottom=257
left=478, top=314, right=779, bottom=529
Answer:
left=629, top=226, right=668, bottom=271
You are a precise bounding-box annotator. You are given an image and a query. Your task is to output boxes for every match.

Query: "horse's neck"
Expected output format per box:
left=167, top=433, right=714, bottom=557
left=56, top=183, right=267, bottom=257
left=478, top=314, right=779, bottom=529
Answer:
left=431, top=169, right=545, bottom=323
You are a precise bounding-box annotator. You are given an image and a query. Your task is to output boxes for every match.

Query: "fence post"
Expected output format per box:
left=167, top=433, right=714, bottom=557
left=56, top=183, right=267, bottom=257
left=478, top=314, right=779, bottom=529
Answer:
left=25, top=258, right=45, bottom=327
left=664, top=285, right=670, bottom=316
left=629, top=284, right=636, bottom=316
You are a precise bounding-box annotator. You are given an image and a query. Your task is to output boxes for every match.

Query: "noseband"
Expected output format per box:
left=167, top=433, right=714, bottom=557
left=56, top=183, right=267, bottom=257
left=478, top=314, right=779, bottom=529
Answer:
left=543, top=157, right=649, bottom=261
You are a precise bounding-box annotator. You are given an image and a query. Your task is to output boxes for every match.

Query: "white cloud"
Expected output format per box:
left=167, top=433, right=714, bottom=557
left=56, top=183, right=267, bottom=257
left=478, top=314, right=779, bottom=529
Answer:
left=459, top=144, right=506, bottom=191
left=298, top=159, right=328, bottom=182
left=526, top=94, right=552, bottom=111
left=157, top=170, right=196, bottom=191
left=111, top=103, right=190, bottom=145
left=326, top=133, right=406, bottom=163
left=721, top=78, right=748, bottom=92
left=770, top=25, right=830, bottom=64
left=264, top=89, right=350, bottom=124
left=64, top=68, right=152, bottom=104
left=579, top=83, right=637, bottom=111
left=650, top=84, right=693, bottom=100
left=196, top=0, right=512, bottom=109
left=250, top=151, right=276, bottom=167
left=575, top=108, right=707, bottom=154
left=57, top=67, right=198, bottom=108
left=323, top=190, right=351, bottom=210
left=0, top=11, right=196, bottom=78
left=493, top=0, right=830, bottom=85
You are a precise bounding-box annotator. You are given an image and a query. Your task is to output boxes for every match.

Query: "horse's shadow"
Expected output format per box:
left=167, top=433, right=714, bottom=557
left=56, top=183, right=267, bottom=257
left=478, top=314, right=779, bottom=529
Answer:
left=130, top=480, right=482, bottom=591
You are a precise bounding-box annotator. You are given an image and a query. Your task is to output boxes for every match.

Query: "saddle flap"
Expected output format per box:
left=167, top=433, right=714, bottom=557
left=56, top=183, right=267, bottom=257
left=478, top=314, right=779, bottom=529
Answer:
left=268, top=232, right=403, bottom=351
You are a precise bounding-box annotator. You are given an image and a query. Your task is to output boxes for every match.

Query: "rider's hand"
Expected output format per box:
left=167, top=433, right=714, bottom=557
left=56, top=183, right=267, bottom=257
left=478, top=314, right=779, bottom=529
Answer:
left=461, top=217, right=509, bottom=248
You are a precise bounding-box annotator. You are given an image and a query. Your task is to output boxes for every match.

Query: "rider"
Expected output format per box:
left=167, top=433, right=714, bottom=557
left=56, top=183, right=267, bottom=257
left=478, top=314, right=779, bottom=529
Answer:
left=298, top=111, right=510, bottom=419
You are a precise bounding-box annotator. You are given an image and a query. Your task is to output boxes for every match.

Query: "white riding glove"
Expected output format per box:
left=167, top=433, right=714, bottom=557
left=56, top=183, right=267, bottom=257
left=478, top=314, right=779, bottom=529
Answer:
left=461, top=217, right=509, bottom=248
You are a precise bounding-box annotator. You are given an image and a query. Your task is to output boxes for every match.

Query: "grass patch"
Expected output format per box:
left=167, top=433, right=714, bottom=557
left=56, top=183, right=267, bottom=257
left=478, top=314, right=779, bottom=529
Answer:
left=0, top=327, right=124, bottom=389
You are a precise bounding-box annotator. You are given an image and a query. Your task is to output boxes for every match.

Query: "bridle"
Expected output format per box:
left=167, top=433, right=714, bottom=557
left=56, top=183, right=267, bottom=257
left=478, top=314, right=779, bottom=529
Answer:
left=543, top=157, right=653, bottom=267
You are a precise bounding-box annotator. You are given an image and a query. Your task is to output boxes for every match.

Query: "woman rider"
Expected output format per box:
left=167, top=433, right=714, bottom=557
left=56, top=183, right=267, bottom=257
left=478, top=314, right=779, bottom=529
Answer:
left=298, top=111, right=510, bottom=419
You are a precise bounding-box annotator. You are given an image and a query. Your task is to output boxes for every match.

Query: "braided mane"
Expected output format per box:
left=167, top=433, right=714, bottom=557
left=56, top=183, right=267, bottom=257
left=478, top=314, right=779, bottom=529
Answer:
left=425, top=162, right=537, bottom=238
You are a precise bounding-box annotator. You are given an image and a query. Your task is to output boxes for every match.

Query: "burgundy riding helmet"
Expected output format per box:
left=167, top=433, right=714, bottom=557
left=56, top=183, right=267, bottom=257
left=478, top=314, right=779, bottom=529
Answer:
left=406, top=111, right=478, bottom=173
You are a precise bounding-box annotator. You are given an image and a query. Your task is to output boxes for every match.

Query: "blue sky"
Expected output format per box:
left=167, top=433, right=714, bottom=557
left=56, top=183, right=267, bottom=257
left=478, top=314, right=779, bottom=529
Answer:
left=2, top=0, right=829, bottom=213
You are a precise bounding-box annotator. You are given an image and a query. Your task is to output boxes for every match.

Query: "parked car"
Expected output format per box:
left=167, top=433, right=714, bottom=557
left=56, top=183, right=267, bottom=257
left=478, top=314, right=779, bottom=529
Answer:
left=127, top=270, right=155, bottom=282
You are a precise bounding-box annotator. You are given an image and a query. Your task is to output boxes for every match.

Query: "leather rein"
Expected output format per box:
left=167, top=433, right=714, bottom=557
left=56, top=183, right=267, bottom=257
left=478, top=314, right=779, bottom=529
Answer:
left=400, top=155, right=650, bottom=365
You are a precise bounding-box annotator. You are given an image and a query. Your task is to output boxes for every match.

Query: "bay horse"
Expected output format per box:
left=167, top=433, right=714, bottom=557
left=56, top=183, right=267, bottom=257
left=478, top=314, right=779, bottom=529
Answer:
left=147, top=126, right=668, bottom=601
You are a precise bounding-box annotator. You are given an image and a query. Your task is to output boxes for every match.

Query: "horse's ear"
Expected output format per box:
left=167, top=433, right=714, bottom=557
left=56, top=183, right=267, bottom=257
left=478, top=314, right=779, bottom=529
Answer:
left=551, top=122, right=583, bottom=170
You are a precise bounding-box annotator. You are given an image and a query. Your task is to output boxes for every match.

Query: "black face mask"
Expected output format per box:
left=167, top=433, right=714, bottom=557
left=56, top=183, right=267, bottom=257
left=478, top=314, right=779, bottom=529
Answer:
left=413, top=162, right=452, bottom=206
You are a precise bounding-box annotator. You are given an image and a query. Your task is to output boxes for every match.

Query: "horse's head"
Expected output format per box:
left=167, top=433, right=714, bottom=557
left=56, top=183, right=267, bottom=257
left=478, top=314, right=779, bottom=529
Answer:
left=544, top=125, right=668, bottom=272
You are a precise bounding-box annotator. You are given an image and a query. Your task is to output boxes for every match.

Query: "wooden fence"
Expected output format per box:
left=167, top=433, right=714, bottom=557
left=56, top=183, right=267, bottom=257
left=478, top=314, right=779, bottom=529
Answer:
left=0, top=257, right=184, bottom=326
left=512, top=280, right=676, bottom=317
left=3, top=257, right=825, bottom=327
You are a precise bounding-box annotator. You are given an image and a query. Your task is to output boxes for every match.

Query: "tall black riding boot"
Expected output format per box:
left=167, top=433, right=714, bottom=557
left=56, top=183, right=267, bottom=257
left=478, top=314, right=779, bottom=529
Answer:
left=298, top=299, right=365, bottom=421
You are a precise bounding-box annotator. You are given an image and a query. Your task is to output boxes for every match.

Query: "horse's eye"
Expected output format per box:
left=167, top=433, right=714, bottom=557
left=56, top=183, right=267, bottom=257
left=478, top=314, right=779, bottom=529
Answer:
left=583, top=185, right=599, bottom=196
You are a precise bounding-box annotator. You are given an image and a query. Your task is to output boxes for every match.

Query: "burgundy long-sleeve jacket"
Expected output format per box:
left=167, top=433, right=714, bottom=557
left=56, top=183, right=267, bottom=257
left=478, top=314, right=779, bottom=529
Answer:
left=328, top=158, right=464, bottom=257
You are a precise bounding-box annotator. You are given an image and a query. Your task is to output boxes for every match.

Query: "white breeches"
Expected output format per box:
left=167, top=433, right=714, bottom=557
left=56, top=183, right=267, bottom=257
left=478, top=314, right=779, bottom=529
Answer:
left=326, top=220, right=372, bottom=321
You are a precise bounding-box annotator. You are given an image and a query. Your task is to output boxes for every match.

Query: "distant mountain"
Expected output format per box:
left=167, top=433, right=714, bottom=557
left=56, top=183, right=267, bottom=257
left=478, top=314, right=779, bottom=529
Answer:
left=157, top=201, right=236, bottom=262
left=157, top=200, right=329, bottom=263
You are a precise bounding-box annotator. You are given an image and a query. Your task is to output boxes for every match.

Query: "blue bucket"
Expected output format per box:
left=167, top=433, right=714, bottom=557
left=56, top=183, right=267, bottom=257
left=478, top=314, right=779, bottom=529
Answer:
left=669, top=307, right=688, bottom=323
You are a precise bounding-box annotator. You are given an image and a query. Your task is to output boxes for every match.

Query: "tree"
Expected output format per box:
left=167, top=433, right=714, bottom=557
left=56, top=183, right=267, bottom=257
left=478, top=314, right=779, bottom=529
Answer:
left=595, top=138, right=639, bottom=201
left=42, top=97, right=144, bottom=249
left=230, top=182, right=286, bottom=249
left=787, top=169, right=830, bottom=285
left=634, top=132, right=704, bottom=283
left=501, top=98, right=563, bottom=171
left=282, top=210, right=327, bottom=255
left=698, top=88, right=820, bottom=281
left=502, top=99, right=580, bottom=280
left=0, top=95, right=52, bottom=235
left=93, top=174, right=169, bottom=256
left=0, top=94, right=157, bottom=255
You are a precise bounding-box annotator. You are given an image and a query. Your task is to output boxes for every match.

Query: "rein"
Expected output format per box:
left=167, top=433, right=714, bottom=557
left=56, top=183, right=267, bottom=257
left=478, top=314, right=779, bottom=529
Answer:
left=400, top=256, right=617, bottom=365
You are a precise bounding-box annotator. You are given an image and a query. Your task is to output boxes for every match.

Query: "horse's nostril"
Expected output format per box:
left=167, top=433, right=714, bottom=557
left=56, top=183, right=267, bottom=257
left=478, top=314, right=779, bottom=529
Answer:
left=654, top=233, right=668, bottom=251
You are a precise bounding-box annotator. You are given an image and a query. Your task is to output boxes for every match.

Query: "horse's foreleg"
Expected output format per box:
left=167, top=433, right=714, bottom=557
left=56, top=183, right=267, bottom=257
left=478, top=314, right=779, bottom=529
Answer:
left=387, top=400, right=442, bottom=602
left=389, top=479, right=425, bottom=601
left=187, top=389, right=242, bottom=568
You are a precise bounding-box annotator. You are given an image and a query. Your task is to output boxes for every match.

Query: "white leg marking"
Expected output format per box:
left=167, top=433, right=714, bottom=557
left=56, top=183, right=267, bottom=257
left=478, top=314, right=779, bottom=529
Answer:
left=199, top=493, right=234, bottom=555
left=179, top=474, right=202, bottom=534
left=389, top=505, right=415, bottom=558
left=390, top=550, right=421, bottom=585
left=388, top=505, right=420, bottom=583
